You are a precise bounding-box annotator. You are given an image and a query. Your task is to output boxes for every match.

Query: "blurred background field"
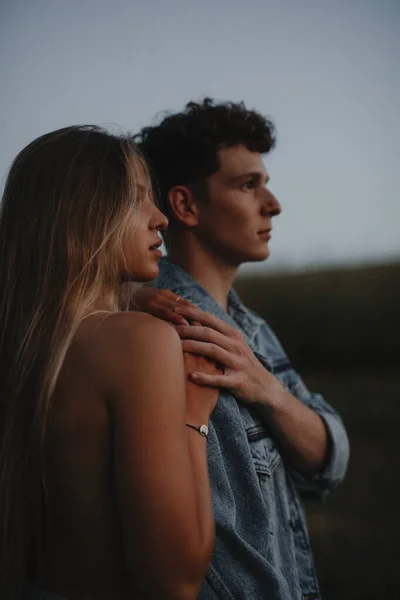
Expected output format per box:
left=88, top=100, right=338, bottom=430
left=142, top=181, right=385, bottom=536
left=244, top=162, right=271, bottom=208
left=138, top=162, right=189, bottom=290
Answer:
left=235, top=262, right=400, bottom=600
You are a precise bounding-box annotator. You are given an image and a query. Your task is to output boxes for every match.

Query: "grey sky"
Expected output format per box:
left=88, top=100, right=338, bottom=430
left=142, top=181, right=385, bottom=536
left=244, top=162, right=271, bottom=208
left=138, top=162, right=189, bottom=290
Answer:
left=1, top=0, right=399, bottom=274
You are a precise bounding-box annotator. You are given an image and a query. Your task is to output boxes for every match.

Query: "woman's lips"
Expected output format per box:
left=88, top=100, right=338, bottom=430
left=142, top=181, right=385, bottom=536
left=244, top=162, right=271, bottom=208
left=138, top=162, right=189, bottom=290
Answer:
left=150, top=248, right=163, bottom=257
left=149, top=239, right=162, bottom=250
left=149, top=239, right=163, bottom=257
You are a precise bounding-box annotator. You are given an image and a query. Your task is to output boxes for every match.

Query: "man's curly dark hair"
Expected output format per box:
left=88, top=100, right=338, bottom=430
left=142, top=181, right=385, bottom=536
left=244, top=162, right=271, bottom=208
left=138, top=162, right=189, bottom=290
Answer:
left=132, top=98, right=276, bottom=219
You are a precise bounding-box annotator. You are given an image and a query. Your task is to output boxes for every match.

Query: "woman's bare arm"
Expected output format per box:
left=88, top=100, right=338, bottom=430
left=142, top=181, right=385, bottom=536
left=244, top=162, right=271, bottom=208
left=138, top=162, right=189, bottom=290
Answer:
left=104, top=312, right=216, bottom=600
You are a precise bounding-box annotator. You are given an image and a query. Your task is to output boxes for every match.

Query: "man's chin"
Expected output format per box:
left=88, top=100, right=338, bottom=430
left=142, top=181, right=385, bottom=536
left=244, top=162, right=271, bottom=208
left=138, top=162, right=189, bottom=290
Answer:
left=241, top=247, right=270, bottom=264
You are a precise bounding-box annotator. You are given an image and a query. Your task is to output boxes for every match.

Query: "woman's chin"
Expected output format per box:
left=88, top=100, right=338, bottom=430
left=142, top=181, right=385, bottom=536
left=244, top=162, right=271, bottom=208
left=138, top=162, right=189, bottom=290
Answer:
left=136, top=263, right=160, bottom=282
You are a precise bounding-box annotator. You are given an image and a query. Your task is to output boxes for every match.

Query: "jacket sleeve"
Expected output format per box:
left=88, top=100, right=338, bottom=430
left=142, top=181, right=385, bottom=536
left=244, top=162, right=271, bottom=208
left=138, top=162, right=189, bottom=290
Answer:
left=285, top=371, right=350, bottom=501
left=256, top=321, right=350, bottom=501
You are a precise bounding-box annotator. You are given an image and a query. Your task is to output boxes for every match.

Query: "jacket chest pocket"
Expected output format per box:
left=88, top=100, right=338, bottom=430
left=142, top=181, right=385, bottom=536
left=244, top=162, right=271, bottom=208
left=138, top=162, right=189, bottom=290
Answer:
left=247, top=423, right=283, bottom=545
left=247, top=424, right=281, bottom=478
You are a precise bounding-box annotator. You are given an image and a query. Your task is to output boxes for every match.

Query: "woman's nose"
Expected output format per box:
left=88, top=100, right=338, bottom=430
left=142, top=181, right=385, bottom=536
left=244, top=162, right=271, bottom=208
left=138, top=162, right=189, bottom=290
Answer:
left=154, top=207, right=169, bottom=232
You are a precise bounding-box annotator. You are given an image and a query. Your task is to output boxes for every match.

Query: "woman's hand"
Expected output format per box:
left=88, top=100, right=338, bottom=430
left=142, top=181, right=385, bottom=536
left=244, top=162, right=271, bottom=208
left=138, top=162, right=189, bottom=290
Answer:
left=127, top=285, right=196, bottom=326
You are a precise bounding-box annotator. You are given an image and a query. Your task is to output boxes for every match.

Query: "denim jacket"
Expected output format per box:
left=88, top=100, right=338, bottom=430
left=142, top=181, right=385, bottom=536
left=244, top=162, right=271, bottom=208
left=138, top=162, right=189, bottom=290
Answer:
left=154, top=258, right=350, bottom=600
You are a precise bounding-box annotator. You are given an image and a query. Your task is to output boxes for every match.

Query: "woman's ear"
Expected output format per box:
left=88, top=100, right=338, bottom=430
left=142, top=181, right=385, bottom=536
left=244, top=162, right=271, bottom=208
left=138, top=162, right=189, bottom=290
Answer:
left=168, top=186, right=199, bottom=227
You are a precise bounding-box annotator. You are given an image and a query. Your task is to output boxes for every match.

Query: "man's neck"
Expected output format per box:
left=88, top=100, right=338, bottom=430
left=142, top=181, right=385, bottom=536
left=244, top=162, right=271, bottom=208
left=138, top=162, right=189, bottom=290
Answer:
left=168, top=241, right=238, bottom=312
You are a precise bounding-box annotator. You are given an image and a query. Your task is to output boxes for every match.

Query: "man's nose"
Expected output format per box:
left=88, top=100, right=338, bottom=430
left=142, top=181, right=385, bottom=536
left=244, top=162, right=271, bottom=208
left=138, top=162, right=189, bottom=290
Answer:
left=261, top=189, right=281, bottom=217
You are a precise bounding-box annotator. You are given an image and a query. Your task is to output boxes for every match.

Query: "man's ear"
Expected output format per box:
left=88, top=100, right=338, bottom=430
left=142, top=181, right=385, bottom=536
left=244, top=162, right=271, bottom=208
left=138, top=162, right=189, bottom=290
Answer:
left=168, top=186, right=199, bottom=227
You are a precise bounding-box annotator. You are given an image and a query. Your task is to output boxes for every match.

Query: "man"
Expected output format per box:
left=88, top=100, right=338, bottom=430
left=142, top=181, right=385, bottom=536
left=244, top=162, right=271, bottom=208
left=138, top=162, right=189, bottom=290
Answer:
left=132, top=99, right=349, bottom=600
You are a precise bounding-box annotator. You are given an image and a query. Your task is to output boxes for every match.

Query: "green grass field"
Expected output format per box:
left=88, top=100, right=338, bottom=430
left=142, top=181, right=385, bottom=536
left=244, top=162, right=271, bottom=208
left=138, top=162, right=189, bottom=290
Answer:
left=235, top=263, right=400, bottom=600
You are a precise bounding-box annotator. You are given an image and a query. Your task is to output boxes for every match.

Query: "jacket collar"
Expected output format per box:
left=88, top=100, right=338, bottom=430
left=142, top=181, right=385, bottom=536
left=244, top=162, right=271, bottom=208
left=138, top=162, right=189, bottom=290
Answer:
left=155, top=257, right=264, bottom=347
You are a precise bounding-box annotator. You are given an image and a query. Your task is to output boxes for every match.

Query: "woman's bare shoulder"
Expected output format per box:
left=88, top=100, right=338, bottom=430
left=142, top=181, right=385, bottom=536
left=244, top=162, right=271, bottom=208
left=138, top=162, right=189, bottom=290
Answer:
left=98, top=310, right=179, bottom=346
left=80, top=311, right=183, bottom=387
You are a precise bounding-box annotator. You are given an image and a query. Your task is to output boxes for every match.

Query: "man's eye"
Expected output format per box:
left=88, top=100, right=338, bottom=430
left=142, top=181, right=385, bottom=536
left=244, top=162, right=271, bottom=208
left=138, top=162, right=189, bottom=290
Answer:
left=241, top=180, right=256, bottom=190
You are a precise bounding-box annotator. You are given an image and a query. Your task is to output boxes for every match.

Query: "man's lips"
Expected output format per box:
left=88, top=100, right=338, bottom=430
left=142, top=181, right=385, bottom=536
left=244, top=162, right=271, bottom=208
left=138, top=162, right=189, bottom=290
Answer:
left=258, top=228, right=272, bottom=238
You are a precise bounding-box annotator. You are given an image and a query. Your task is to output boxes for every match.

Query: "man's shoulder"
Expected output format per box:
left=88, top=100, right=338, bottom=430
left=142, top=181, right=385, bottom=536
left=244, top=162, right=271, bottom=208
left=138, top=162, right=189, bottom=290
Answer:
left=153, top=257, right=189, bottom=291
left=154, top=259, right=214, bottom=307
left=235, top=302, right=287, bottom=360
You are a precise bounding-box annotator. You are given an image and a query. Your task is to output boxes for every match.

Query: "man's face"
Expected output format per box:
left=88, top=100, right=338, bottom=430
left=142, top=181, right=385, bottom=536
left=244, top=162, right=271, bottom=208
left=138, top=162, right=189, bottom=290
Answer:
left=195, top=145, right=281, bottom=266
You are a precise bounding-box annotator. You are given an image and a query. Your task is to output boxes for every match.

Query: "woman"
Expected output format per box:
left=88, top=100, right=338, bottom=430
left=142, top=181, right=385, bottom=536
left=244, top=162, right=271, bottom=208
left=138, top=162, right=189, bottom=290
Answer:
left=0, top=126, right=218, bottom=599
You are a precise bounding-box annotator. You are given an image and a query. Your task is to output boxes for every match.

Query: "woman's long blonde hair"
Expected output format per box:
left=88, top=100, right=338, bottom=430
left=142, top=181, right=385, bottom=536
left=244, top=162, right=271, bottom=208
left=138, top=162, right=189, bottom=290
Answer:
left=0, top=126, right=147, bottom=596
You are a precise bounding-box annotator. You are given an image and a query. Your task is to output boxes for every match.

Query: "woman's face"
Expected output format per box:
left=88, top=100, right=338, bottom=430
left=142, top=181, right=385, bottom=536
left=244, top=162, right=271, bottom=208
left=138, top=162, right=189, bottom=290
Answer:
left=123, top=172, right=168, bottom=282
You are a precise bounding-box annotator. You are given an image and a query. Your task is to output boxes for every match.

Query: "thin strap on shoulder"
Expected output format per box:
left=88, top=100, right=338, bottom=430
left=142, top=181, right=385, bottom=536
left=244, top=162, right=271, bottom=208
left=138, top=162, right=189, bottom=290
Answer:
left=80, top=310, right=116, bottom=339
left=81, top=309, right=113, bottom=321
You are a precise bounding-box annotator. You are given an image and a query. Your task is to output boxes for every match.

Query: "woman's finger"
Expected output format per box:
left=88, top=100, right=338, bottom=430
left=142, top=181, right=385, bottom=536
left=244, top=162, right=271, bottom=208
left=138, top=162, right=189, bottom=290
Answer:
left=165, top=311, right=190, bottom=326
left=153, top=289, right=194, bottom=310
left=149, top=306, right=189, bottom=326
left=187, top=319, right=202, bottom=327
left=181, top=339, right=237, bottom=368
left=175, top=325, right=234, bottom=352
left=174, top=295, right=194, bottom=307
left=175, top=306, right=239, bottom=338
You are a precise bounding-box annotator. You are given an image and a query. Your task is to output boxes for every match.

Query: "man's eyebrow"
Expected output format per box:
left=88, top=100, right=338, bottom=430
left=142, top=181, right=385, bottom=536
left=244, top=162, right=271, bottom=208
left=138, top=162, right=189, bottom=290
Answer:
left=233, top=171, right=270, bottom=183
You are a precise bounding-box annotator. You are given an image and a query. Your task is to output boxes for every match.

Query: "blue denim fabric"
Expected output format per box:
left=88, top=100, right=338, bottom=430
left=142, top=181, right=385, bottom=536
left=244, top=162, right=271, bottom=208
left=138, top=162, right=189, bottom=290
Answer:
left=154, top=258, right=350, bottom=600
